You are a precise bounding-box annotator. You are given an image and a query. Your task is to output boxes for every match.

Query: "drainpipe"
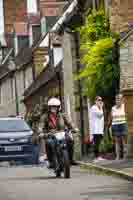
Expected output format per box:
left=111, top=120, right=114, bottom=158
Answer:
left=57, top=71, right=62, bottom=106
left=74, top=31, right=85, bottom=157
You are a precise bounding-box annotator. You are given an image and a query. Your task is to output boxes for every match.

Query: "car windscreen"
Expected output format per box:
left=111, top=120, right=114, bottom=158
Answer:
left=0, top=119, right=31, bottom=132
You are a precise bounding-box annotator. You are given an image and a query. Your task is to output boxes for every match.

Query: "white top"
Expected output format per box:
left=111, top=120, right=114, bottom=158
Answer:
left=112, top=104, right=126, bottom=125
left=89, top=105, right=104, bottom=135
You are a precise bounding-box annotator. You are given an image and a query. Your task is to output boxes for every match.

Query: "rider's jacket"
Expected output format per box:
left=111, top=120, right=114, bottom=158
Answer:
left=43, top=112, right=75, bottom=133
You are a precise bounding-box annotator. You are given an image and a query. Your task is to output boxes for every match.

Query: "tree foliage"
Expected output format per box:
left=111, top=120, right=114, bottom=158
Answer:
left=77, top=9, right=120, bottom=110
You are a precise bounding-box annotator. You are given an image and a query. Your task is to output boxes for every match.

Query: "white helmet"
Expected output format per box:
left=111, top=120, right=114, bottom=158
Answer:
left=48, top=97, right=61, bottom=107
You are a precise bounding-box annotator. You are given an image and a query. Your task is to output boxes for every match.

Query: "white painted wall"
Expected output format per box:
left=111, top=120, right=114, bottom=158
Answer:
left=53, top=47, right=63, bottom=67
left=25, top=66, right=33, bottom=89
left=40, top=34, right=49, bottom=47
left=29, top=25, right=33, bottom=46
left=14, top=35, right=18, bottom=56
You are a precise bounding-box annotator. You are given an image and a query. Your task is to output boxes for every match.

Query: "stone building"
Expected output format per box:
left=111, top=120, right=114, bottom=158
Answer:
left=0, top=47, right=33, bottom=117
left=109, top=0, right=133, bottom=158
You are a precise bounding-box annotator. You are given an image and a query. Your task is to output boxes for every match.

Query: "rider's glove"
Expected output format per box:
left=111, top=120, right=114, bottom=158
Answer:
left=39, top=133, right=44, bottom=138
left=72, top=128, right=79, bottom=133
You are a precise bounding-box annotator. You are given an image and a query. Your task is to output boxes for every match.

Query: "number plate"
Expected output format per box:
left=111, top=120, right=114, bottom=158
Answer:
left=4, top=146, right=22, bottom=152
left=55, top=132, right=65, bottom=140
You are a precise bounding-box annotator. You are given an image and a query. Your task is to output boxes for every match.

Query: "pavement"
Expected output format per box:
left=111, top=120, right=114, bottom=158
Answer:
left=78, top=158, right=133, bottom=181
left=0, top=165, right=132, bottom=200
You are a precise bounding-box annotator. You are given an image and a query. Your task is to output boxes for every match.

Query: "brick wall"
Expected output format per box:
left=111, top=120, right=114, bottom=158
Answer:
left=120, top=33, right=133, bottom=91
left=118, top=0, right=133, bottom=92
left=4, top=0, right=27, bottom=33
left=39, top=0, right=66, bottom=17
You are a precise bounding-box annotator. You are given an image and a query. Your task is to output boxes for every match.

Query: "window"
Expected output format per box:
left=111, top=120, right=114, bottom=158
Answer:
left=32, top=25, right=41, bottom=43
left=92, top=0, right=105, bottom=10
left=46, top=16, right=58, bottom=32
left=18, top=36, right=29, bottom=51
left=27, top=0, right=37, bottom=13
left=41, top=17, right=47, bottom=36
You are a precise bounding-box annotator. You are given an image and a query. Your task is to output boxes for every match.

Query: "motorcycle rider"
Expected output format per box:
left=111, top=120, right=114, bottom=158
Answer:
left=42, top=97, right=77, bottom=166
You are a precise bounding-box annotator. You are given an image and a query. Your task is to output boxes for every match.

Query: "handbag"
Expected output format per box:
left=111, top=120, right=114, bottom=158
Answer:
left=83, top=134, right=93, bottom=145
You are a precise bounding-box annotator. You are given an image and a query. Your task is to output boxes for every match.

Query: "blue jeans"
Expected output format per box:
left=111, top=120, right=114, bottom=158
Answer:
left=32, top=144, right=40, bottom=165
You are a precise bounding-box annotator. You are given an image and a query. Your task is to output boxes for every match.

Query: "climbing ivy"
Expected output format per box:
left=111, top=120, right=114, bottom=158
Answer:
left=77, top=9, right=120, bottom=110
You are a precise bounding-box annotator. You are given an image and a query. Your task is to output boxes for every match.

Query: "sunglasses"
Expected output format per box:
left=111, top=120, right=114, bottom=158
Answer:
left=97, top=99, right=102, bottom=101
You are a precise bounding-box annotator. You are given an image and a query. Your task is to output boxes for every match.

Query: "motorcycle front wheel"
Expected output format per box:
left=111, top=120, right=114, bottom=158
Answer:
left=53, top=155, right=61, bottom=178
left=63, top=149, right=70, bottom=178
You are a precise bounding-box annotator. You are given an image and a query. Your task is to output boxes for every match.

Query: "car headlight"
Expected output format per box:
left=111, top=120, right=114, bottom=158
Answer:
left=19, top=138, right=28, bottom=143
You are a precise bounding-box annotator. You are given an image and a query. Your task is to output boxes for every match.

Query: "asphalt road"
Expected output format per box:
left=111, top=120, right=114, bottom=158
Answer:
left=0, top=165, right=132, bottom=200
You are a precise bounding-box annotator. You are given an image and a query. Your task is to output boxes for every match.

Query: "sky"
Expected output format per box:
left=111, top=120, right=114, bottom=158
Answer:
left=27, top=0, right=37, bottom=13
left=0, top=0, right=4, bottom=34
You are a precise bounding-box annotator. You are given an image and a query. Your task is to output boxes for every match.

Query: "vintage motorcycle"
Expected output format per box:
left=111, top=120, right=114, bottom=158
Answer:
left=39, top=130, right=71, bottom=179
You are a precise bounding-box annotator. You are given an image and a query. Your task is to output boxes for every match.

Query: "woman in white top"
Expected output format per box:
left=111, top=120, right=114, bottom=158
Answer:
left=110, top=94, right=127, bottom=160
left=89, top=96, right=104, bottom=160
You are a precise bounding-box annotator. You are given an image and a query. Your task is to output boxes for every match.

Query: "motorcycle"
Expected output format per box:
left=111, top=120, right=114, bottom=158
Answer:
left=39, top=130, right=71, bottom=179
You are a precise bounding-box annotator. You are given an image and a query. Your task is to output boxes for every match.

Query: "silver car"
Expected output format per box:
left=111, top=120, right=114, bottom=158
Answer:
left=0, top=117, right=33, bottom=162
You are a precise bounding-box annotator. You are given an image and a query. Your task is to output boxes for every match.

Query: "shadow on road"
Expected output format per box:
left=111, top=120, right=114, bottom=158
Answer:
left=80, top=184, right=133, bottom=199
left=0, top=176, right=61, bottom=181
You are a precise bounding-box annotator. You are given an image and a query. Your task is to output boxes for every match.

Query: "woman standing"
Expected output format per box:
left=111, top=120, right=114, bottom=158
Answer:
left=110, top=94, right=127, bottom=160
left=89, top=96, right=104, bottom=161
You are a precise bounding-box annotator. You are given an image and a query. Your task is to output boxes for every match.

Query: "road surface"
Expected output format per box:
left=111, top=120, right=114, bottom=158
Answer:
left=0, top=165, right=132, bottom=200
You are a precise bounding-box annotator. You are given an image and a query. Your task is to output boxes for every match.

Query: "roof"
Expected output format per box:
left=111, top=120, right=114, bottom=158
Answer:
left=0, top=46, right=33, bottom=81
left=24, top=61, right=62, bottom=99
left=33, top=0, right=78, bottom=50
left=0, top=63, right=10, bottom=80
left=37, top=0, right=89, bottom=48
